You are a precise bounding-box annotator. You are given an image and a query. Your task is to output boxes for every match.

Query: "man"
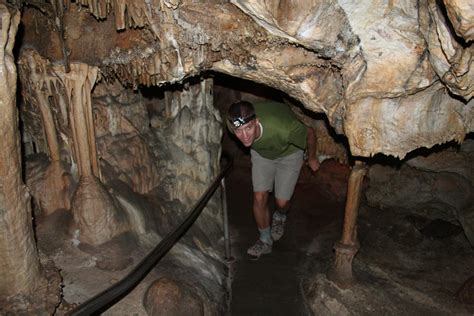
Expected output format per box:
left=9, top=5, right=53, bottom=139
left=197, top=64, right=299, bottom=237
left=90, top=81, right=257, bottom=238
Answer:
left=227, top=100, right=319, bottom=258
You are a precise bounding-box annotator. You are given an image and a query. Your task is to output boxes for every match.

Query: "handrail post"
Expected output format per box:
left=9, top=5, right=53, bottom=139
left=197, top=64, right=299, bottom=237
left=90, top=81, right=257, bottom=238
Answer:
left=221, top=178, right=231, bottom=261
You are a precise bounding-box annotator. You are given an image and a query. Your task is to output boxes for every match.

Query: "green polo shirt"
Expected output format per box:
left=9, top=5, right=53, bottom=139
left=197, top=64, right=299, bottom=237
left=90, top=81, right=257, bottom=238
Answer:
left=251, top=101, right=307, bottom=159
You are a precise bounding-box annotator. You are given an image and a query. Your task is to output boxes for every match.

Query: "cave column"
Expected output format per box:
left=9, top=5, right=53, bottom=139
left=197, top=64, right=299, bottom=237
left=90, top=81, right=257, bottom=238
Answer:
left=59, top=63, right=100, bottom=178
left=327, top=160, right=366, bottom=288
left=57, top=63, right=125, bottom=246
left=0, top=3, right=43, bottom=296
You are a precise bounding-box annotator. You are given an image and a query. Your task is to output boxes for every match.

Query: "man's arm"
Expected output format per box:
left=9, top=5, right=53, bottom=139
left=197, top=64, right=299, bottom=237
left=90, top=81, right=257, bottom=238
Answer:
left=306, top=127, right=320, bottom=172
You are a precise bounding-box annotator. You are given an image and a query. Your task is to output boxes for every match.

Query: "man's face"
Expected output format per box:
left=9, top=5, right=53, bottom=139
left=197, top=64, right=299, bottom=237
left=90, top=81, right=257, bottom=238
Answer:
left=233, top=118, right=259, bottom=147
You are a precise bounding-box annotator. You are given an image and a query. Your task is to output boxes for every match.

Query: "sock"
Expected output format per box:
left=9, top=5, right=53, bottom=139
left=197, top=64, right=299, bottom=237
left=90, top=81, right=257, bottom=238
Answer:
left=259, top=227, right=273, bottom=245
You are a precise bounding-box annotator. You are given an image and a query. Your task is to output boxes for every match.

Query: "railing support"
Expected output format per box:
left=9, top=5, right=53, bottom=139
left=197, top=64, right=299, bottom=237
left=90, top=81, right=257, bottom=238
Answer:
left=327, top=160, right=366, bottom=288
left=221, top=178, right=232, bottom=261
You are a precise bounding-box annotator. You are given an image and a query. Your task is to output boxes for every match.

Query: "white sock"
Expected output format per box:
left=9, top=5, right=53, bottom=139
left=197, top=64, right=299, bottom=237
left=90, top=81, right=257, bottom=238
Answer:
left=259, top=227, right=273, bottom=245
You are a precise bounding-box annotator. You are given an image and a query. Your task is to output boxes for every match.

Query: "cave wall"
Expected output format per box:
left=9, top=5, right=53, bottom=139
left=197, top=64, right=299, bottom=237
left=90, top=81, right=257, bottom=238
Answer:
left=2, top=0, right=474, bottom=312
left=17, top=45, right=227, bottom=312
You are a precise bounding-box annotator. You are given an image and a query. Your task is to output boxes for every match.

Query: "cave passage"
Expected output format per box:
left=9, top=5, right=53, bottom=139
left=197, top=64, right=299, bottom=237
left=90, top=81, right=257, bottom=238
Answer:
left=226, top=152, right=349, bottom=314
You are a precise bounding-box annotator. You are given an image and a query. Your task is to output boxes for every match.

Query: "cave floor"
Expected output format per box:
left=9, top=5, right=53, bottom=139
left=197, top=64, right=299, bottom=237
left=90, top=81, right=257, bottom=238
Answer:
left=227, top=157, right=474, bottom=315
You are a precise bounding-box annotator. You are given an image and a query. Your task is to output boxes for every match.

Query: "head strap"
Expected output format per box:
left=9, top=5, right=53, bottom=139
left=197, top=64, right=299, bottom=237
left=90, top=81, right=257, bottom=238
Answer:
left=228, top=114, right=256, bottom=128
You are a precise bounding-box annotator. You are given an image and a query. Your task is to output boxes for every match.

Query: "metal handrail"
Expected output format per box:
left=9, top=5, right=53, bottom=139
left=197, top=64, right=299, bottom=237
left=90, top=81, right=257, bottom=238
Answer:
left=68, top=153, right=233, bottom=315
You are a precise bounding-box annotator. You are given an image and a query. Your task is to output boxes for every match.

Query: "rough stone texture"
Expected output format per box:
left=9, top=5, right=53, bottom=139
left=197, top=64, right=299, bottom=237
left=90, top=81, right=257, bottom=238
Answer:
left=8, top=0, right=474, bottom=313
left=406, top=140, right=474, bottom=185
left=457, top=276, right=474, bottom=305
left=19, top=75, right=228, bottom=312
left=0, top=2, right=44, bottom=299
left=443, top=0, right=474, bottom=41
left=71, top=176, right=129, bottom=246
left=419, top=0, right=474, bottom=100
left=304, top=203, right=474, bottom=315
left=366, top=140, right=474, bottom=246
left=150, top=79, right=224, bottom=251
left=97, top=133, right=160, bottom=194
left=231, top=0, right=473, bottom=157
left=25, top=158, right=73, bottom=215
left=367, top=164, right=472, bottom=216
left=93, top=81, right=161, bottom=194
left=459, top=204, right=474, bottom=246
left=19, top=1, right=473, bottom=159
left=144, top=277, right=204, bottom=316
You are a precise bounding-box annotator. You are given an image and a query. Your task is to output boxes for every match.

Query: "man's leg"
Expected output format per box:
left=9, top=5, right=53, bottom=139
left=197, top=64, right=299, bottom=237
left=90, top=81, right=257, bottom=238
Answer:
left=271, top=198, right=290, bottom=241
left=249, top=150, right=275, bottom=257
left=247, top=191, right=273, bottom=257
left=254, top=191, right=272, bottom=243
left=254, top=191, right=271, bottom=230
left=272, top=150, right=304, bottom=241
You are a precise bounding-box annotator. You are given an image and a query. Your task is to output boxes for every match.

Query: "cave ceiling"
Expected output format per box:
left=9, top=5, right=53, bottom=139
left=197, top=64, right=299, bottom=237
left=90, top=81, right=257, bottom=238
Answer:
left=19, top=0, right=474, bottom=158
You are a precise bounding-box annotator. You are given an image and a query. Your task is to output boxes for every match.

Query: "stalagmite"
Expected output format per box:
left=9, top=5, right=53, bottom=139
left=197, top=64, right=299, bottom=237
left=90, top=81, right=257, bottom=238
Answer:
left=327, top=161, right=366, bottom=288
left=58, top=63, right=128, bottom=246
left=0, top=2, right=43, bottom=298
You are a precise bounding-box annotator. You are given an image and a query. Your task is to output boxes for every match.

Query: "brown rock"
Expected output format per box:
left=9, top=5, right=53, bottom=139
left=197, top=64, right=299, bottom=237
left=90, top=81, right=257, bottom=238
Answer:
left=457, top=276, right=474, bottom=305
left=143, top=277, right=204, bottom=316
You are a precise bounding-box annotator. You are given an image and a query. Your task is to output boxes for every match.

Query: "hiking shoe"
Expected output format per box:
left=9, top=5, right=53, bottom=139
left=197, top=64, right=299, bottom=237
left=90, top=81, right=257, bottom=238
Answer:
left=271, top=212, right=287, bottom=241
left=247, top=239, right=272, bottom=257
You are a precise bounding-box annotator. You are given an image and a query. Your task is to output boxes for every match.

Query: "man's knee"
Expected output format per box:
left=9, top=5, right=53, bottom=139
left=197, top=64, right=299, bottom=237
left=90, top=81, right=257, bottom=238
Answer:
left=254, top=191, right=269, bottom=208
left=275, top=198, right=290, bottom=211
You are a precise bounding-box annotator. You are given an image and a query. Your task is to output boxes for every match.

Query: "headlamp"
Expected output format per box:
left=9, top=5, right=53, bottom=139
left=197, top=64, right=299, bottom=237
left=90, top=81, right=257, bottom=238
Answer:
left=228, top=114, right=256, bottom=128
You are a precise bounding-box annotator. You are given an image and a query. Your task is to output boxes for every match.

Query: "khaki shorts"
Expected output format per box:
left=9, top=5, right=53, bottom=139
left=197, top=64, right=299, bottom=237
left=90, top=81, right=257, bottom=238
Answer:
left=251, top=149, right=304, bottom=201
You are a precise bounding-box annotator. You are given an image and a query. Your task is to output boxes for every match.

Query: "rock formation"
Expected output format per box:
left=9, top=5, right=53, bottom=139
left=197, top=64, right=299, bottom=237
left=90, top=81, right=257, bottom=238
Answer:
left=0, top=0, right=472, bottom=314
left=0, top=2, right=43, bottom=297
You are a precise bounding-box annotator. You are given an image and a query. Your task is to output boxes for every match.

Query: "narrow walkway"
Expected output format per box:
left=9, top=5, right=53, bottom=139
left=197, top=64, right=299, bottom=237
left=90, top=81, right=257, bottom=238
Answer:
left=226, top=158, right=349, bottom=315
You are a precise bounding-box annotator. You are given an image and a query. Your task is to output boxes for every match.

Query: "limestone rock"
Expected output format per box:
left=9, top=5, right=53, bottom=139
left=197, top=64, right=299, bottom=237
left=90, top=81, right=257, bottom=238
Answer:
left=366, top=153, right=474, bottom=246
left=366, top=164, right=472, bottom=216
left=26, top=157, right=73, bottom=215
left=97, top=133, right=160, bottom=194
left=458, top=204, right=474, bottom=246
left=19, top=2, right=474, bottom=159
left=231, top=0, right=356, bottom=60
left=143, top=277, right=204, bottom=316
left=457, top=276, right=474, bottom=305
left=443, top=0, right=474, bottom=41
left=0, top=2, right=44, bottom=298
left=71, top=176, right=129, bottom=246
left=406, top=140, right=474, bottom=185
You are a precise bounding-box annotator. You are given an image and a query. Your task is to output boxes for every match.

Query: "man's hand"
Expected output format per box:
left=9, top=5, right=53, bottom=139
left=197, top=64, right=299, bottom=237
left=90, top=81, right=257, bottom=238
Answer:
left=307, top=157, right=320, bottom=173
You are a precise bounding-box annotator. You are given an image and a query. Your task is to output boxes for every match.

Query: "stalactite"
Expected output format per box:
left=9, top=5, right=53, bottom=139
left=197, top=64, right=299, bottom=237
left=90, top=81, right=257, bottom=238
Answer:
left=59, top=64, right=99, bottom=177
left=18, top=50, right=73, bottom=214
left=21, top=52, right=61, bottom=161
left=73, top=0, right=163, bottom=33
